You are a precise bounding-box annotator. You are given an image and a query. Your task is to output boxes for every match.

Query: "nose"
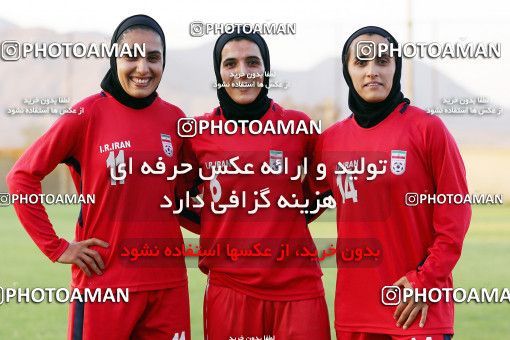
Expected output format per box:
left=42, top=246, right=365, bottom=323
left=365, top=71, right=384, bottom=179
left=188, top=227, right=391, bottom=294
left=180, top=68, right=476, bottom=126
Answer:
left=238, top=62, right=249, bottom=79
left=365, top=60, right=379, bottom=78
left=135, top=57, right=150, bottom=75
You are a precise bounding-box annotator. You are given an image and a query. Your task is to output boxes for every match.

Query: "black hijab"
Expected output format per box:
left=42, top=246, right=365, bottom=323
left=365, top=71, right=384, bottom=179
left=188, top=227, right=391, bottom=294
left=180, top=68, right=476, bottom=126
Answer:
left=213, top=32, right=271, bottom=121
left=341, top=26, right=409, bottom=128
left=100, top=14, right=166, bottom=109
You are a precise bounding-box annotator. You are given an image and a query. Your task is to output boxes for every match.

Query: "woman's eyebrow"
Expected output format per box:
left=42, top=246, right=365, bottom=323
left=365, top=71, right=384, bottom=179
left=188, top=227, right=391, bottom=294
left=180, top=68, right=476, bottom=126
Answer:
left=222, top=55, right=261, bottom=64
left=124, top=47, right=161, bottom=56
left=222, top=57, right=237, bottom=64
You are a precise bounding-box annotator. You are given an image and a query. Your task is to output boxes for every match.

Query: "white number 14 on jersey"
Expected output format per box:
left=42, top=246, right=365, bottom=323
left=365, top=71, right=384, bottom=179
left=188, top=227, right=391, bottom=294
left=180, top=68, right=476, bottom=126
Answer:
left=336, top=173, right=358, bottom=203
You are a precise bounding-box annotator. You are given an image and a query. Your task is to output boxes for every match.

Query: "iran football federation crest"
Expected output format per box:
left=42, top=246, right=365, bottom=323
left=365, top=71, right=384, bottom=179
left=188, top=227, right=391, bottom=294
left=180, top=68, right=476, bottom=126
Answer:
left=390, top=150, right=407, bottom=175
left=269, top=150, right=283, bottom=174
left=161, top=133, right=173, bottom=157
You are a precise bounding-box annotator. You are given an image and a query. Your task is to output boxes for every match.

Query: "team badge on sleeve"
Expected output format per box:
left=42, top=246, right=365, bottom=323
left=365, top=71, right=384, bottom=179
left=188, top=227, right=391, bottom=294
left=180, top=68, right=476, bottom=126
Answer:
left=390, top=150, right=407, bottom=175
left=161, top=133, right=173, bottom=157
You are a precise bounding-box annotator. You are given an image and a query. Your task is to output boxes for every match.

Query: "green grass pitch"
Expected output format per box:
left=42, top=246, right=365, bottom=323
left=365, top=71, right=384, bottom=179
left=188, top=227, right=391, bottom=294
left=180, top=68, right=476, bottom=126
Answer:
left=0, top=205, right=509, bottom=339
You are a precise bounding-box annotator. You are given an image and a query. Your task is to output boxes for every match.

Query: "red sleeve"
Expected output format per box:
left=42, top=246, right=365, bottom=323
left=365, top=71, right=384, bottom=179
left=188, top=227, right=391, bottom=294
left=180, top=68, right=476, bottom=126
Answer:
left=406, top=116, right=471, bottom=289
left=6, top=110, right=86, bottom=262
left=303, top=131, right=332, bottom=223
left=176, top=137, right=201, bottom=234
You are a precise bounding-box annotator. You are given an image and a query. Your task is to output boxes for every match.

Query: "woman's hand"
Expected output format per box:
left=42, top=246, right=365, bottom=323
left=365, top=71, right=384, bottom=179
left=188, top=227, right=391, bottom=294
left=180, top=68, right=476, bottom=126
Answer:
left=57, top=238, right=109, bottom=277
left=393, top=276, right=429, bottom=330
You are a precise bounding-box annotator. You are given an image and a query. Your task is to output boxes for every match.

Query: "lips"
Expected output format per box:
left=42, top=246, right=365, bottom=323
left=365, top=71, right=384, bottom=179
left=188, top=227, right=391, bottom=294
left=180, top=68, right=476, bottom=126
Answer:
left=364, top=81, right=383, bottom=87
left=130, top=76, right=151, bottom=86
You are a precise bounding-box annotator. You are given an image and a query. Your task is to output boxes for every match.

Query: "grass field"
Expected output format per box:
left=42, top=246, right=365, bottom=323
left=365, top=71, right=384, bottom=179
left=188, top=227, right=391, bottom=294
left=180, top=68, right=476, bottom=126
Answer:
left=0, top=204, right=509, bottom=339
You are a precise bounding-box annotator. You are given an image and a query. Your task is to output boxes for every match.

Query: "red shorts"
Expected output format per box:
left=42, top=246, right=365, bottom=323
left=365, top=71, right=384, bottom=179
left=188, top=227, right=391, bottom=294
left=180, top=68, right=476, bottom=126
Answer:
left=336, top=331, right=452, bottom=340
left=68, top=284, right=190, bottom=340
left=204, top=282, right=331, bottom=340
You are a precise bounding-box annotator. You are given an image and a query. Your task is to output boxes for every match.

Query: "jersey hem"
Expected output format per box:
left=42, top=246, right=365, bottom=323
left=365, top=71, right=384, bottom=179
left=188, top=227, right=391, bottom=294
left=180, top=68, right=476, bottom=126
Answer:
left=209, top=276, right=324, bottom=302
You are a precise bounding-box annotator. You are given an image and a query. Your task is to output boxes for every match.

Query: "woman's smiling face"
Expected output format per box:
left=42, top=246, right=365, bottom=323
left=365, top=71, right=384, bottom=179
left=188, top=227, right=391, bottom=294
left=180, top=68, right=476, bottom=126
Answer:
left=116, top=28, right=164, bottom=98
left=347, top=34, right=396, bottom=103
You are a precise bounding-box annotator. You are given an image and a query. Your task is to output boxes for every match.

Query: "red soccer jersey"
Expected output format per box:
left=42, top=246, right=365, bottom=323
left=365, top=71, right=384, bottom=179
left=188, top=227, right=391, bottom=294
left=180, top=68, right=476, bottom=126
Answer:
left=306, top=103, right=471, bottom=334
left=181, top=101, right=325, bottom=301
left=7, top=92, right=188, bottom=292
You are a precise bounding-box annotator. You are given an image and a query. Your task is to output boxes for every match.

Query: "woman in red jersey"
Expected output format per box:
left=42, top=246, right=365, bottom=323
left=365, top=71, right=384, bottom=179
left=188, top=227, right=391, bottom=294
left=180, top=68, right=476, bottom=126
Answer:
left=306, top=26, right=471, bottom=340
left=7, top=15, right=191, bottom=340
left=180, top=31, right=331, bottom=339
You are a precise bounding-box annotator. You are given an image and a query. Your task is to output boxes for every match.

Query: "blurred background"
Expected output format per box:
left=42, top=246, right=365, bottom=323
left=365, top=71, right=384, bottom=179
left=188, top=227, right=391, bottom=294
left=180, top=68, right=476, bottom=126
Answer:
left=0, top=0, right=509, bottom=338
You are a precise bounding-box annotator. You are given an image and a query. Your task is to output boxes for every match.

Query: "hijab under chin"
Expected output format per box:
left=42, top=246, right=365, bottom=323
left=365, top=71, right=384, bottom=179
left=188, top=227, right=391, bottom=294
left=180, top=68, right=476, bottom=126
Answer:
left=341, top=26, right=410, bottom=128
left=213, top=32, right=271, bottom=121
left=100, top=14, right=166, bottom=110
